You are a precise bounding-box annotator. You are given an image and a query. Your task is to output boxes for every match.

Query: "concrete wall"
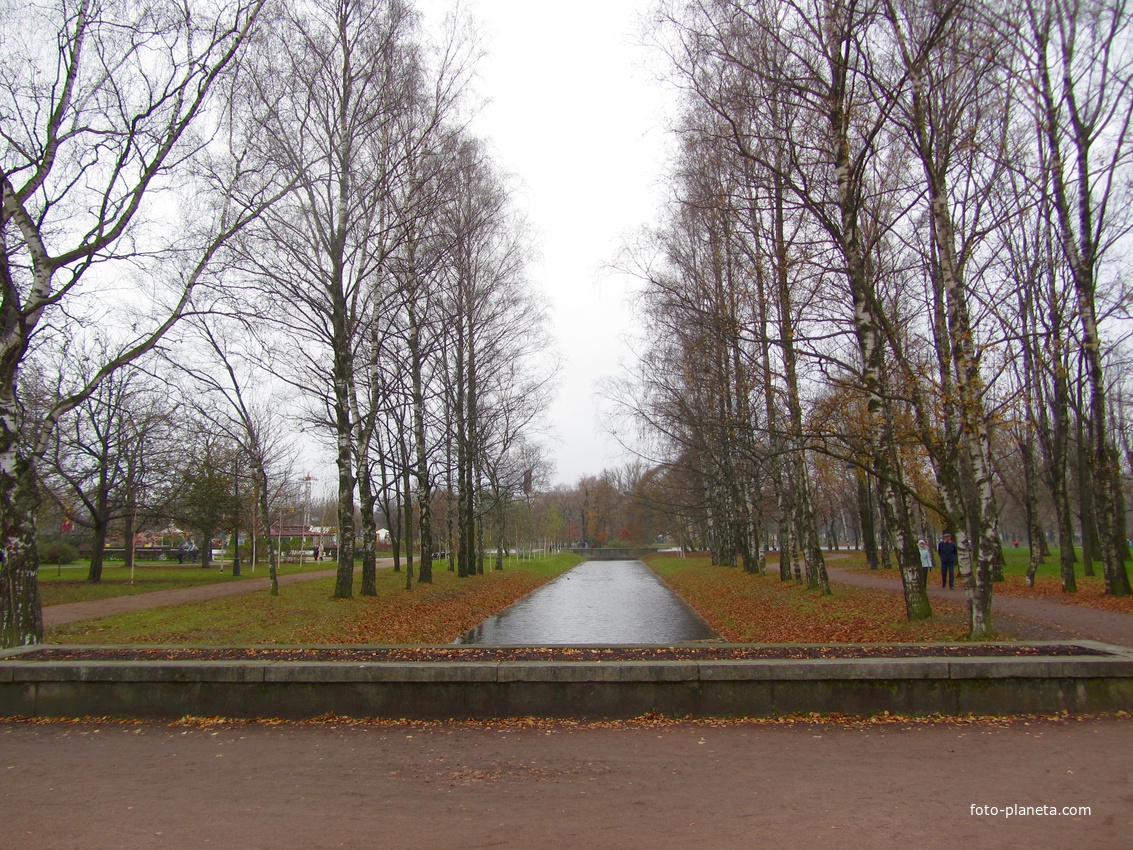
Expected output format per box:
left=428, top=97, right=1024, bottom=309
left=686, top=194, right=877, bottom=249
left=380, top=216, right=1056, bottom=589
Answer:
left=2, top=644, right=1132, bottom=720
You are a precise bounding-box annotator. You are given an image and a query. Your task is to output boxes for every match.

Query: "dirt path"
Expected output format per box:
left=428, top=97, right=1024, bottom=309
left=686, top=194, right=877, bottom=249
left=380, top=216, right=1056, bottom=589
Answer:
left=1, top=715, right=1126, bottom=850
left=826, top=567, right=1133, bottom=648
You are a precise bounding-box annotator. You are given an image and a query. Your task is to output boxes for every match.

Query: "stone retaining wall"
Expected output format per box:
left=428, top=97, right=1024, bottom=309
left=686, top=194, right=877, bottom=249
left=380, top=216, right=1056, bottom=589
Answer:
left=2, top=642, right=1131, bottom=720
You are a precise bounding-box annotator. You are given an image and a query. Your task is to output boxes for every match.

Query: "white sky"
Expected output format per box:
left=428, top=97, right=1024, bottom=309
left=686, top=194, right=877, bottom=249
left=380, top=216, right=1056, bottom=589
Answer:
left=418, top=0, right=673, bottom=487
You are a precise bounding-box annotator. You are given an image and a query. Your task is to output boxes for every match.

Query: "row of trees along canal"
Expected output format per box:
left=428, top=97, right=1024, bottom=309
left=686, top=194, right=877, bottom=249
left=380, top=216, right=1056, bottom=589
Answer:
left=611, top=0, right=1133, bottom=638
left=1, top=0, right=555, bottom=648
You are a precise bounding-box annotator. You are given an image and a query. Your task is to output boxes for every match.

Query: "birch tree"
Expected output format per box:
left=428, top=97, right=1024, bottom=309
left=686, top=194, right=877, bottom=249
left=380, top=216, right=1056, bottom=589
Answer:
left=239, top=0, right=424, bottom=598
left=0, top=0, right=272, bottom=646
left=1018, top=0, right=1133, bottom=596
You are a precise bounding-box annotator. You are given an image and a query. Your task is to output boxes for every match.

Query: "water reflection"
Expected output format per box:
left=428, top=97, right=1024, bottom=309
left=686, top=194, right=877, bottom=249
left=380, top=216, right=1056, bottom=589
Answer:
left=459, top=560, right=719, bottom=645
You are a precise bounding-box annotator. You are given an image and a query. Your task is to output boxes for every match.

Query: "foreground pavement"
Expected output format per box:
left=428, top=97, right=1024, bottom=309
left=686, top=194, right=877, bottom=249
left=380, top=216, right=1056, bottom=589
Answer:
left=1, top=715, right=1127, bottom=850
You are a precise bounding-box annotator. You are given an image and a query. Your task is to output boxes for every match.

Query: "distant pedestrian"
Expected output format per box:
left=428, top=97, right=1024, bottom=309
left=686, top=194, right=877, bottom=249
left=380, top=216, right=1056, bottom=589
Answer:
left=937, top=532, right=958, bottom=589
left=918, top=539, right=933, bottom=585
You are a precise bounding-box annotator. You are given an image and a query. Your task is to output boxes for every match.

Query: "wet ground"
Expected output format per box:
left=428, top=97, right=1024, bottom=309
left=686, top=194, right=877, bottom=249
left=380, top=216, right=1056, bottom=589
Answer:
left=459, top=560, right=719, bottom=645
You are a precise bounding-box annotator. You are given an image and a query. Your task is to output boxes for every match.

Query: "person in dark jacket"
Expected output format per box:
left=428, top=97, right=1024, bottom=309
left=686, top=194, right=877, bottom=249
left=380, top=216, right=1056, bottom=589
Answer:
left=937, top=532, right=958, bottom=589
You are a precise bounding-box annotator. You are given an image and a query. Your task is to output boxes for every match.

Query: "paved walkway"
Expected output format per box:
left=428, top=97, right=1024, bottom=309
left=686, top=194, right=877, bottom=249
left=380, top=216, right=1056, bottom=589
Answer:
left=827, top=566, right=1133, bottom=647
left=1, top=715, right=1127, bottom=850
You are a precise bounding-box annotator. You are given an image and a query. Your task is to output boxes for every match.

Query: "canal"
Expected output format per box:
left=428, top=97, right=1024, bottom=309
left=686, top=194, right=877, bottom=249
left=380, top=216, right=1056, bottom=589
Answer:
left=459, top=559, right=719, bottom=645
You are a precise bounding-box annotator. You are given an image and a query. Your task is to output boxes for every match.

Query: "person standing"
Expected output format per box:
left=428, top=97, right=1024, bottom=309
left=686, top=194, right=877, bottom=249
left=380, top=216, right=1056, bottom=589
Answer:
left=937, top=532, right=958, bottom=589
left=918, top=539, right=933, bottom=586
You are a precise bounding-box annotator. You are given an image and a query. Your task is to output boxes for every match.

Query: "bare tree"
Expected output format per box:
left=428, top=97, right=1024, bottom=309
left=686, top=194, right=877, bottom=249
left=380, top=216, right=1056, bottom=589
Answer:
left=164, top=314, right=297, bottom=593
left=38, top=356, right=173, bottom=581
left=239, top=0, right=477, bottom=597
left=441, top=140, right=543, bottom=577
left=0, top=0, right=273, bottom=646
left=1017, top=0, right=1133, bottom=596
left=239, top=0, right=423, bottom=598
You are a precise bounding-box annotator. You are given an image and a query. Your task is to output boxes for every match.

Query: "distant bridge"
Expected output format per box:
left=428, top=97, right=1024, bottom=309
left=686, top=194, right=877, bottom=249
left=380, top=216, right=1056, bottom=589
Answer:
left=568, top=547, right=663, bottom=561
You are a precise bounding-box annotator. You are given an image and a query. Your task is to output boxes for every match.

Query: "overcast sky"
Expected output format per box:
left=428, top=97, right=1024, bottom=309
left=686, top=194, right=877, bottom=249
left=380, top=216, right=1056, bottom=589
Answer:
left=417, top=0, right=673, bottom=487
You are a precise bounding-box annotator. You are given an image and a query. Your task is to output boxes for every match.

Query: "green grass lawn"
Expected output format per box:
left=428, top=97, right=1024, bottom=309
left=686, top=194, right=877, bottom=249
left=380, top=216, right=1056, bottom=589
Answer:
left=838, top=542, right=1124, bottom=580
left=993, top=544, right=1126, bottom=577
left=44, top=552, right=583, bottom=645
left=39, top=559, right=342, bottom=606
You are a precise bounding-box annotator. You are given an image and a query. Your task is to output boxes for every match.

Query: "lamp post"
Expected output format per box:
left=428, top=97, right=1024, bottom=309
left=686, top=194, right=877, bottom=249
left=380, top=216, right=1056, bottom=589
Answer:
left=232, top=458, right=241, bottom=577
left=298, top=474, right=315, bottom=567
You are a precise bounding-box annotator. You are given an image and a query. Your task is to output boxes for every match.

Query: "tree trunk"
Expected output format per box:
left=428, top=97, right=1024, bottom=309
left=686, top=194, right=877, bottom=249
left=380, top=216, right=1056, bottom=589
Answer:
left=389, top=501, right=401, bottom=575
left=494, top=488, right=506, bottom=571
left=356, top=467, right=379, bottom=596
left=753, top=247, right=784, bottom=580
left=1019, top=278, right=1045, bottom=587
left=124, top=493, right=138, bottom=577
left=856, top=471, right=879, bottom=570
left=1046, top=299, right=1078, bottom=593
left=773, top=172, right=828, bottom=594
left=0, top=440, right=45, bottom=647
left=87, top=514, right=108, bottom=583
left=1022, top=433, right=1043, bottom=587
left=475, top=498, right=485, bottom=576
left=375, top=447, right=400, bottom=574
left=456, top=310, right=471, bottom=579
left=331, top=306, right=356, bottom=598
left=957, top=531, right=991, bottom=637
left=351, top=371, right=378, bottom=596
left=401, top=436, right=414, bottom=591
left=254, top=467, right=279, bottom=596
left=409, top=306, right=433, bottom=584
left=1076, top=397, right=1099, bottom=577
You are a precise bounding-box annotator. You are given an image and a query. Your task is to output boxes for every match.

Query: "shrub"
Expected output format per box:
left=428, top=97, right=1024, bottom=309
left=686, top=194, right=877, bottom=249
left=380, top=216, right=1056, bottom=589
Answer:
left=40, top=542, right=78, bottom=565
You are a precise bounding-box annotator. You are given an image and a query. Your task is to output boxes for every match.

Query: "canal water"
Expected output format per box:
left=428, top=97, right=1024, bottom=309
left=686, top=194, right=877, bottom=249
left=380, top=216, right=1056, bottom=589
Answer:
left=459, top=559, right=719, bottom=645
